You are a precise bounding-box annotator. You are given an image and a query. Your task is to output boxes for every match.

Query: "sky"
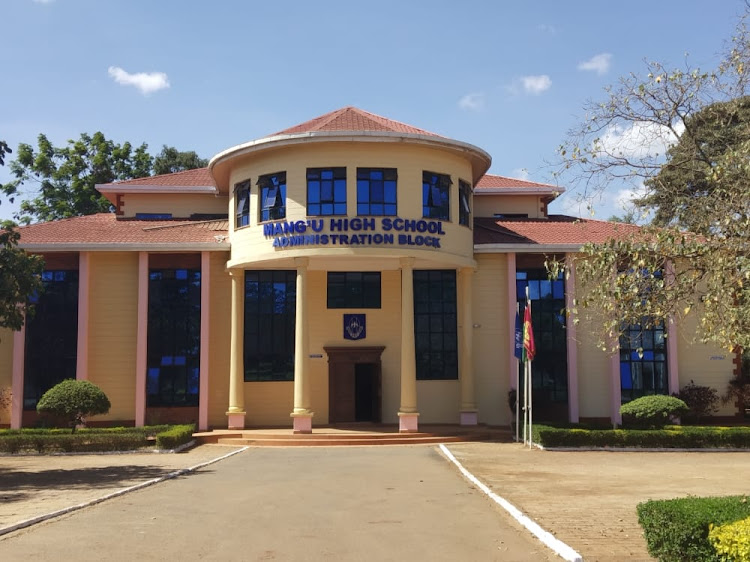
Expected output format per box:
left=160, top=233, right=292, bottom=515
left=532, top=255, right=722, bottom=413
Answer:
left=1, top=0, right=747, bottom=223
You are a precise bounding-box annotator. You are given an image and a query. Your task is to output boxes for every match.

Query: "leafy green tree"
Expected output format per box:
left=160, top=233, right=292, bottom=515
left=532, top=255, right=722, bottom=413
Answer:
left=0, top=140, right=10, bottom=166
left=1, top=132, right=152, bottom=223
left=153, top=145, right=208, bottom=175
left=553, top=11, right=750, bottom=351
left=36, top=379, right=111, bottom=432
left=0, top=226, right=44, bottom=333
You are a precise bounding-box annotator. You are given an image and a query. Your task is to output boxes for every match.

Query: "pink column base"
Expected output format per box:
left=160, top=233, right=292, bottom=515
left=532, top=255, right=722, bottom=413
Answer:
left=460, top=411, right=478, bottom=426
left=226, top=412, right=246, bottom=430
left=398, top=412, right=420, bottom=433
left=291, top=414, right=313, bottom=434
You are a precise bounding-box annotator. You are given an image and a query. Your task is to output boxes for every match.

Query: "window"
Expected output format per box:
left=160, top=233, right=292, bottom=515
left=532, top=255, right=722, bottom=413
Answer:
left=357, top=168, right=397, bottom=216
left=23, top=270, right=79, bottom=409
left=620, top=323, right=668, bottom=402
left=413, top=270, right=458, bottom=380
left=327, top=272, right=381, bottom=308
left=147, top=269, right=201, bottom=407
left=307, top=167, right=346, bottom=216
left=136, top=213, right=173, bottom=220
left=258, top=172, right=286, bottom=222
left=458, top=180, right=471, bottom=226
left=235, top=180, right=250, bottom=227
left=516, top=270, right=568, bottom=404
left=244, top=271, right=296, bottom=381
left=422, top=171, right=451, bottom=220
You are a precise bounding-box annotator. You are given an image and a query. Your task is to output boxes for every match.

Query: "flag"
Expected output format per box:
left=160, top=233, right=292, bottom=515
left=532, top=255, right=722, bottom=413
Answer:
left=513, top=309, right=523, bottom=361
left=522, top=302, right=535, bottom=362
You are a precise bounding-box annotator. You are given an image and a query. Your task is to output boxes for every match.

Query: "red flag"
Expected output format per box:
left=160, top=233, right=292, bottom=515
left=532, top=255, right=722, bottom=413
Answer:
left=523, top=302, right=535, bottom=362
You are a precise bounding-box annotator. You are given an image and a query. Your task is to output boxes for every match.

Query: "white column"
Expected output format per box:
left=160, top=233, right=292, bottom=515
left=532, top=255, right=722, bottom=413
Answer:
left=134, top=252, right=148, bottom=427
left=565, top=255, right=579, bottom=423
left=459, top=267, right=477, bottom=425
left=398, top=257, right=419, bottom=432
left=226, top=269, right=246, bottom=429
left=198, top=252, right=211, bottom=431
left=291, top=257, right=313, bottom=433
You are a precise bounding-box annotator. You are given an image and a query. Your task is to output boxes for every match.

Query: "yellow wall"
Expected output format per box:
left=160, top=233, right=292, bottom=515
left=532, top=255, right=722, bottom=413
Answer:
left=0, top=328, right=12, bottom=425
left=121, top=193, right=228, bottom=218
left=474, top=194, right=545, bottom=219
left=228, top=142, right=476, bottom=269
left=676, top=312, right=736, bottom=416
left=472, top=254, right=512, bottom=425
left=87, top=252, right=139, bottom=422
left=207, top=252, right=232, bottom=427
left=575, top=311, right=614, bottom=420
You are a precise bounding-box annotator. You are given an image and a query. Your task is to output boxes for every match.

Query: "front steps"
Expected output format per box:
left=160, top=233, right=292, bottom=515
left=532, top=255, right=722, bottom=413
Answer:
left=194, top=425, right=510, bottom=447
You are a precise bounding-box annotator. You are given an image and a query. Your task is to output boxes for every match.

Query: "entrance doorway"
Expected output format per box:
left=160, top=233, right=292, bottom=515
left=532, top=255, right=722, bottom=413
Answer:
left=325, top=347, right=384, bottom=424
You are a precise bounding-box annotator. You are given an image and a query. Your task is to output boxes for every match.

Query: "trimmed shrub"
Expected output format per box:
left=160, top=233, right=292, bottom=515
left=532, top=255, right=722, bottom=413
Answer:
left=620, top=395, right=688, bottom=428
left=675, top=380, right=719, bottom=423
left=709, top=515, right=750, bottom=561
left=36, top=379, right=111, bottom=432
left=155, top=424, right=195, bottom=450
left=638, top=496, right=750, bottom=562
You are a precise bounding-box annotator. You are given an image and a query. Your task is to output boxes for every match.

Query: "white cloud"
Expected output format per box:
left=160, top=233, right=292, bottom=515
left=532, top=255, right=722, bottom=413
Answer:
left=537, top=23, right=557, bottom=34
left=511, top=168, right=530, bottom=181
left=520, top=75, right=551, bottom=95
left=578, top=53, right=612, bottom=75
left=32, top=0, right=55, bottom=4
left=108, top=66, right=170, bottom=95
left=458, top=92, right=485, bottom=112
left=595, top=120, right=685, bottom=159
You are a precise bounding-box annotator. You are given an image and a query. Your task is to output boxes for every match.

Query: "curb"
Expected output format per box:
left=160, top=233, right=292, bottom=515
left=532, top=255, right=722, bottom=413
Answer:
left=439, top=443, right=583, bottom=562
left=0, top=446, right=249, bottom=538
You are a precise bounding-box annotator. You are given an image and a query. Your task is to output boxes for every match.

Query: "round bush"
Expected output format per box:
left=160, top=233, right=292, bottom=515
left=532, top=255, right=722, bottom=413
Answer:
left=620, top=395, right=688, bottom=429
left=36, top=379, right=111, bottom=432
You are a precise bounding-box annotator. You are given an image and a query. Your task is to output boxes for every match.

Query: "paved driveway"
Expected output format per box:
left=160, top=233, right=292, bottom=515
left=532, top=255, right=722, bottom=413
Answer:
left=0, top=446, right=555, bottom=561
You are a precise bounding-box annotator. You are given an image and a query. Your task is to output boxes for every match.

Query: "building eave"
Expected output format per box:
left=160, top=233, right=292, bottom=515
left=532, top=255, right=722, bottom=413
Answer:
left=473, top=243, right=582, bottom=253
left=20, top=243, right=230, bottom=252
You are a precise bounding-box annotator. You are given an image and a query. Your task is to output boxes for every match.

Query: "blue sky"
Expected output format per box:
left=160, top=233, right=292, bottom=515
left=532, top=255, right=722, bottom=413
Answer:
left=1, top=0, right=746, bottom=222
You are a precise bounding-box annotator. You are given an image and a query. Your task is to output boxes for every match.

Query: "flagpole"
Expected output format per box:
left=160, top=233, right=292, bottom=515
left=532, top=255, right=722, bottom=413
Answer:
left=515, top=303, right=520, bottom=443
left=527, top=295, right=533, bottom=449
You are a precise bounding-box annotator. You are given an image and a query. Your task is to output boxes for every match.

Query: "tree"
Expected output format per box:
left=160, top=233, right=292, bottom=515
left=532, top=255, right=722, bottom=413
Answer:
left=0, top=140, right=10, bottom=166
left=153, top=145, right=208, bottom=176
left=1, top=132, right=152, bottom=223
left=0, top=226, right=44, bottom=333
left=36, top=379, right=111, bottom=432
left=553, top=10, right=750, bottom=351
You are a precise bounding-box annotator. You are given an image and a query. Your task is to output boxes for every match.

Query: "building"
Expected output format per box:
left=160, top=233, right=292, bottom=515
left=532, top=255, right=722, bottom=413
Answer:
left=0, top=107, right=740, bottom=431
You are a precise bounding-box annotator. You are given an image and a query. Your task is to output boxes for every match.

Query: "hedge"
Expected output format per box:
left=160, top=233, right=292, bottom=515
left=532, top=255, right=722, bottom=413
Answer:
left=709, top=515, right=750, bottom=561
left=533, top=424, right=750, bottom=449
left=637, top=496, right=750, bottom=562
left=0, top=425, right=190, bottom=454
left=155, top=424, right=195, bottom=450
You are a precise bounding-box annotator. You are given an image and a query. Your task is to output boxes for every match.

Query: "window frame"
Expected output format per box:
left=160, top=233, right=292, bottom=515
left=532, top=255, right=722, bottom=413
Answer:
left=356, top=168, right=398, bottom=216
left=422, top=171, right=451, bottom=221
left=327, top=272, right=382, bottom=309
left=258, top=172, right=286, bottom=223
left=620, top=321, right=669, bottom=403
left=413, top=270, right=458, bottom=380
left=234, top=180, right=251, bottom=228
left=307, top=167, right=347, bottom=216
left=458, top=179, right=472, bottom=227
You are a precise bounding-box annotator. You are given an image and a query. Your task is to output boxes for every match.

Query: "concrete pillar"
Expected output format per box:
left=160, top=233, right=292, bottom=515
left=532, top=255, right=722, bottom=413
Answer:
left=459, top=267, right=477, bottom=425
left=11, top=323, right=25, bottom=429
left=226, top=269, right=246, bottom=429
left=506, top=253, right=518, bottom=392
left=398, top=257, right=419, bottom=432
left=135, top=252, right=148, bottom=427
left=291, top=258, right=313, bottom=433
left=76, top=251, right=90, bottom=381
left=198, top=252, right=211, bottom=431
left=665, top=261, right=680, bottom=394
left=565, top=255, right=579, bottom=423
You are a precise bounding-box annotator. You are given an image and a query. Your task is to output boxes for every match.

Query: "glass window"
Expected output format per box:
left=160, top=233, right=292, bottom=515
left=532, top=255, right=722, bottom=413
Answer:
left=458, top=180, right=472, bottom=226
left=516, top=269, right=568, bottom=404
left=147, top=269, right=201, bottom=407
left=244, top=271, right=296, bottom=381
left=356, top=168, right=397, bottom=216
left=235, top=180, right=250, bottom=228
left=413, top=270, right=457, bottom=380
left=422, top=171, right=451, bottom=220
left=620, top=322, right=668, bottom=402
left=327, top=272, right=381, bottom=308
left=23, top=270, right=79, bottom=409
left=307, top=167, right=347, bottom=216
left=258, top=172, right=286, bottom=222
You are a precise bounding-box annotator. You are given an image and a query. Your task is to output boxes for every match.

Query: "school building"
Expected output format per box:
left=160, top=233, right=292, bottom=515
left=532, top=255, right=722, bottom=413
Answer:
left=0, top=107, right=740, bottom=431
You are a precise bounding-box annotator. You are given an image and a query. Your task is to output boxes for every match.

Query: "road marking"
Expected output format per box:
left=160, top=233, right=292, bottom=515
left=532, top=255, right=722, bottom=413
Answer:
left=439, top=443, right=582, bottom=562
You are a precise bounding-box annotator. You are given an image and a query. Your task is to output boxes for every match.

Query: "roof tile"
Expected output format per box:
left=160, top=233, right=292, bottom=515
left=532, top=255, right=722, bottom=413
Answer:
left=475, top=174, right=558, bottom=190
left=473, top=216, right=641, bottom=245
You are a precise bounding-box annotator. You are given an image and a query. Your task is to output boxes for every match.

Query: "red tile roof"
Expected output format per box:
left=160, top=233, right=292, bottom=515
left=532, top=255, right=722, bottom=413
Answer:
left=99, top=168, right=215, bottom=188
left=475, top=174, right=559, bottom=190
left=18, top=213, right=229, bottom=247
left=473, top=216, right=641, bottom=246
left=273, top=106, right=444, bottom=138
